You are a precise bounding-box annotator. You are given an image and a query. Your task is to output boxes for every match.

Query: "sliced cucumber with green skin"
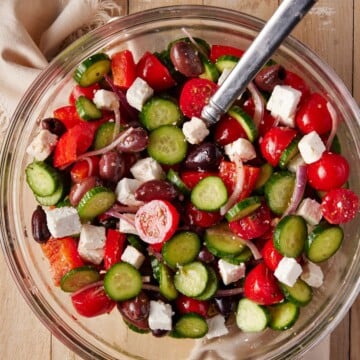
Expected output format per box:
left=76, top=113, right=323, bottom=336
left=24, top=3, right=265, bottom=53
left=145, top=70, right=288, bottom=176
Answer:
left=147, top=125, right=188, bottom=165
left=306, top=223, right=344, bottom=263
left=73, top=53, right=111, bottom=87
left=151, top=256, right=161, bottom=282
left=174, top=261, right=208, bottom=297
left=94, top=122, right=120, bottom=150
left=205, top=222, right=246, bottom=257
left=264, top=171, right=296, bottom=215
left=194, top=266, right=219, bottom=301
left=225, top=196, right=262, bottom=222
left=104, top=262, right=142, bottom=301
left=166, top=168, right=191, bottom=195
left=236, top=298, right=270, bottom=332
left=223, top=246, right=253, bottom=265
left=162, top=231, right=201, bottom=268
left=60, top=266, right=100, bottom=292
left=228, top=105, right=258, bottom=142
left=26, top=160, right=60, bottom=197
left=273, top=215, right=307, bottom=258
left=268, top=301, right=299, bottom=331
left=254, top=163, right=273, bottom=193
left=35, top=181, right=65, bottom=206
left=173, top=313, right=208, bottom=338
left=279, top=137, right=300, bottom=169
left=159, top=263, right=178, bottom=301
left=199, top=54, right=219, bottom=82
left=124, top=319, right=150, bottom=334
left=281, top=278, right=313, bottom=307
left=140, top=96, right=183, bottom=131
left=77, top=186, right=116, bottom=221
left=191, top=176, right=228, bottom=211
left=127, top=234, right=146, bottom=252
left=75, top=96, right=102, bottom=121
left=215, top=55, right=239, bottom=72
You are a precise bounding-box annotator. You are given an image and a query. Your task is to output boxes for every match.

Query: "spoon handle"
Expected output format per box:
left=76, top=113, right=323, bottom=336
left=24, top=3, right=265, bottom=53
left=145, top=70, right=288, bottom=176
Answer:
left=201, top=0, right=318, bottom=126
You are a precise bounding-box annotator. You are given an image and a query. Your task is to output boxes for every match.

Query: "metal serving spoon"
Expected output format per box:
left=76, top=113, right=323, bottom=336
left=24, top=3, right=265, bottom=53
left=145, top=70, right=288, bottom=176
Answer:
left=201, top=0, right=318, bottom=126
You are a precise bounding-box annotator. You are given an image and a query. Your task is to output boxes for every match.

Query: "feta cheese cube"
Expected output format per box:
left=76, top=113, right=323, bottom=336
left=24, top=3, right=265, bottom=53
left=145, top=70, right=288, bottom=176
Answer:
left=119, top=214, right=138, bottom=235
left=266, top=85, right=302, bottom=127
left=78, top=224, right=106, bottom=265
left=297, top=198, right=322, bottom=225
left=115, top=178, right=144, bottom=206
left=182, top=116, right=209, bottom=144
left=126, top=77, right=154, bottom=111
left=224, top=137, right=256, bottom=162
left=93, top=89, right=119, bottom=111
left=26, top=129, right=58, bottom=161
left=148, top=300, right=173, bottom=331
left=206, top=314, right=229, bottom=339
left=274, top=257, right=302, bottom=287
left=45, top=206, right=81, bottom=238
left=301, top=261, right=324, bottom=288
left=130, top=157, right=164, bottom=183
left=121, top=245, right=145, bottom=269
left=298, top=131, right=326, bottom=164
left=218, top=259, right=246, bottom=285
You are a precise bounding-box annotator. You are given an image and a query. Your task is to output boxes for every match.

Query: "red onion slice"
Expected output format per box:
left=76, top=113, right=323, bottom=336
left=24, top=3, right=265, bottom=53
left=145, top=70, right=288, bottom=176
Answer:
left=246, top=241, right=263, bottom=261
left=181, top=27, right=209, bottom=58
left=215, top=286, right=244, bottom=297
left=70, top=280, right=105, bottom=299
left=247, top=81, right=265, bottom=128
left=105, top=210, right=136, bottom=227
left=325, top=101, right=339, bottom=151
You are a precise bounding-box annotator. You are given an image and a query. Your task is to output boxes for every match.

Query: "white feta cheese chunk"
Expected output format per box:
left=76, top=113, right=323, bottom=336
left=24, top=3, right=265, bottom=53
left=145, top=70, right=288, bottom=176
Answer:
left=266, top=85, right=302, bottom=127
left=78, top=224, right=106, bottom=265
left=287, top=153, right=306, bottom=173
left=218, top=259, right=246, bottom=285
left=224, top=137, right=256, bottom=162
left=126, top=77, right=154, bottom=111
left=297, top=198, right=322, bottom=225
left=217, top=67, right=232, bottom=86
left=26, top=129, right=58, bottom=161
left=130, top=157, right=164, bottom=183
left=93, top=89, right=119, bottom=111
left=119, top=214, right=138, bottom=235
left=115, top=178, right=144, bottom=206
left=182, top=116, right=209, bottom=144
left=206, top=314, right=229, bottom=339
left=274, top=257, right=302, bottom=287
left=148, top=300, right=173, bottom=331
left=301, top=261, right=324, bottom=288
left=45, top=206, right=81, bottom=238
left=121, top=245, right=145, bottom=269
left=298, top=131, right=326, bottom=164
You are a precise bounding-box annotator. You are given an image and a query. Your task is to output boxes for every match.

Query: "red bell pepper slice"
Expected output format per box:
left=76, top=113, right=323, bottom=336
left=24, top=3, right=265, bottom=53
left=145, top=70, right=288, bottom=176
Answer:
left=68, top=83, right=100, bottom=105
left=53, top=105, right=83, bottom=130
left=104, top=229, right=127, bottom=270
left=111, top=50, right=137, bottom=89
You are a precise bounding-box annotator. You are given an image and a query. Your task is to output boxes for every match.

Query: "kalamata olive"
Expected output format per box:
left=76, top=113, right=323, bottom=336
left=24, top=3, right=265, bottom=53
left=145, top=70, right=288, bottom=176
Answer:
left=214, top=296, right=237, bottom=318
left=151, top=329, right=169, bottom=337
left=170, top=41, right=204, bottom=77
left=117, top=127, right=148, bottom=153
left=31, top=205, right=51, bottom=243
left=184, top=142, right=223, bottom=170
left=135, top=180, right=178, bottom=202
left=254, top=64, right=286, bottom=92
left=198, top=248, right=215, bottom=263
left=69, top=176, right=99, bottom=206
left=41, top=117, right=66, bottom=136
left=99, top=150, right=125, bottom=182
left=117, top=291, right=150, bottom=323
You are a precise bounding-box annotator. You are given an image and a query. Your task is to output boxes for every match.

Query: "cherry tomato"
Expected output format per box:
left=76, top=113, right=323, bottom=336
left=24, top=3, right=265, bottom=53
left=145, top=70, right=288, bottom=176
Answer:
left=283, top=70, right=310, bottom=101
left=321, top=188, right=359, bottom=224
left=176, top=294, right=209, bottom=317
left=229, top=202, right=272, bottom=240
left=104, top=229, right=127, bottom=270
left=70, top=156, right=100, bottom=183
left=214, top=114, right=247, bottom=146
left=260, top=126, right=298, bottom=167
left=181, top=170, right=217, bottom=189
left=209, top=44, right=244, bottom=63
left=295, top=93, right=332, bottom=135
left=134, top=200, right=180, bottom=244
left=179, top=78, right=218, bottom=118
left=261, top=238, right=283, bottom=271
left=258, top=111, right=277, bottom=137
left=185, top=202, right=222, bottom=228
left=68, top=83, right=100, bottom=105
left=111, top=49, right=136, bottom=89
left=307, top=152, right=349, bottom=191
left=71, top=283, right=116, bottom=317
left=243, top=262, right=284, bottom=305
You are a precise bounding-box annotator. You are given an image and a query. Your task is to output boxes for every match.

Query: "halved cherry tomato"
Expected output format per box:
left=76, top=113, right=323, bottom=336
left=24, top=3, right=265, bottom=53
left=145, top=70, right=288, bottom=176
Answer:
left=261, top=238, right=283, bottom=271
left=176, top=294, right=209, bottom=317
left=243, top=262, right=284, bottom=305
left=111, top=50, right=137, bottom=89
left=260, top=126, right=298, bottom=167
left=185, top=202, right=222, bottom=228
left=179, top=78, right=218, bottom=118
left=307, top=152, right=349, bottom=191
left=104, top=229, right=127, bottom=270
left=321, top=188, right=359, bottom=224
left=209, top=44, right=244, bottom=63
left=70, top=156, right=100, bottom=183
left=134, top=200, right=179, bottom=244
left=181, top=170, right=217, bottom=189
left=71, top=282, right=116, bottom=317
left=214, top=114, right=247, bottom=146
left=69, top=83, right=100, bottom=105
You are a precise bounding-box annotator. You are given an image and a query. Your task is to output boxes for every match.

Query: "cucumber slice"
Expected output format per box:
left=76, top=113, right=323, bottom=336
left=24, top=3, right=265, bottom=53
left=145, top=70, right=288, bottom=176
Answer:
left=228, top=105, right=258, bottom=142
left=159, top=263, right=178, bottom=301
left=60, top=266, right=100, bottom=292
left=151, top=256, right=161, bottom=282
left=25, top=160, right=60, bottom=197
left=236, top=298, right=270, bottom=332
left=73, top=53, right=111, bottom=87
left=166, top=168, right=191, bottom=195
left=306, top=224, right=343, bottom=263
left=223, top=246, right=253, bottom=265
left=77, top=186, right=116, bottom=221
left=94, top=122, right=120, bottom=150
left=174, top=261, right=208, bottom=297
left=191, top=176, right=228, bottom=211
left=162, top=231, right=201, bottom=268
left=127, top=234, right=146, bottom=252
left=273, top=215, right=307, bottom=258
left=215, top=55, right=239, bottom=72
left=199, top=54, right=219, bottom=82
left=204, top=222, right=246, bottom=257
left=104, top=262, right=142, bottom=301
left=124, top=319, right=150, bottom=334
left=254, top=163, right=273, bottom=193
left=281, top=278, right=313, bottom=307
left=279, top=137, right=300, bottom=169
left=147, top=125, right=188, bottom=165
left=75, top=96, right=102, bottom=121
left=35, top=181, right=65, bottom=206
left=268, top=301, right=299, bottom=331
left=140, top=97, right=183, bottom=131
left=194, top=266, right=219, bottom=301
left=264, top=171, right=296, bottom=215
left=173, top=313, right=208, bottom=338
left=225, top=196, right=262, bottom=222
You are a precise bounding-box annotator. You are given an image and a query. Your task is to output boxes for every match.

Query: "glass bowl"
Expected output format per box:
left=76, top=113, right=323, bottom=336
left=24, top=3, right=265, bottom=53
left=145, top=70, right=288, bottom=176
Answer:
left=1, top=5, right=359, bottom=360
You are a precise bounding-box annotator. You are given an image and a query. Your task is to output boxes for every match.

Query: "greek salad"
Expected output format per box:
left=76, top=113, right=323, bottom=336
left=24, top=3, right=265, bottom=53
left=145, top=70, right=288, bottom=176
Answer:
left=25, top=33, right=359, bottom=339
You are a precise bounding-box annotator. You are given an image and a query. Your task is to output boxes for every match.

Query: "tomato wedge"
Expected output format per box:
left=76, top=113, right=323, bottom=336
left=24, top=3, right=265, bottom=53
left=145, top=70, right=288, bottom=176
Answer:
left=261, top=238, right=283, bottom=271
left=69, top=84, right=100, bottom=105
left=209, top=44, right=244, bottom=62
left=104, top=229, right=127, bottom=270
left=185, top=202, right=222, bottom=228
left=181, top=170, right=217, bottom=189
left=214, top=114, right=247, bottom=146
left=70, top=156, right=100, bottom=183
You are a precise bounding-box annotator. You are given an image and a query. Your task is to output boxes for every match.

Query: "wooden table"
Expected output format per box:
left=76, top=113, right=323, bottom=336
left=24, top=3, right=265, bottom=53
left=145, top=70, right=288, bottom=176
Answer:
left=0, top=0, right=359, bottom=359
